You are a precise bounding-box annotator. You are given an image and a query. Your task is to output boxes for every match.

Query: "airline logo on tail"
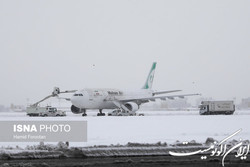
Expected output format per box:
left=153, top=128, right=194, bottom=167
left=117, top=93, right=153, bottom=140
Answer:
left=142, top=62, right=156, bottom=89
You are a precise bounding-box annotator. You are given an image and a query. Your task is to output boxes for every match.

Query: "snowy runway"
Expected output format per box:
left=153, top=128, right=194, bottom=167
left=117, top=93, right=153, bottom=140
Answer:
left=0, top=110, right=249, bottom=147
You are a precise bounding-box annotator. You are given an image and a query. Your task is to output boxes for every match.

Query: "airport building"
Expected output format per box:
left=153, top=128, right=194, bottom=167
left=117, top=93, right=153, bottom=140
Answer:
left=239, top=97, right=250, bottom=109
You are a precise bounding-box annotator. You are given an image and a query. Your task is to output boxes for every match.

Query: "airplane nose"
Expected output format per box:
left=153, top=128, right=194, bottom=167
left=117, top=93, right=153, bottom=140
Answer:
left=70, top=92, right=86, bottom=108
left=70, top=96, right=77, bottom=105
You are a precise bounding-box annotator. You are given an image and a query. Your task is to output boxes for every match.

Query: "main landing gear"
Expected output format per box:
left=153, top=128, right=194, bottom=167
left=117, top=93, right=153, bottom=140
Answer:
left=81, top=109, right=87, bottom=117
left=97, top=109, right=105, bottom=116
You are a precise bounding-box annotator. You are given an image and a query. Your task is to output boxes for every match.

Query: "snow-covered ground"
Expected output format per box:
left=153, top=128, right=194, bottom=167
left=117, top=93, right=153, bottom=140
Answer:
left=0, top=110, right=249, bottom=147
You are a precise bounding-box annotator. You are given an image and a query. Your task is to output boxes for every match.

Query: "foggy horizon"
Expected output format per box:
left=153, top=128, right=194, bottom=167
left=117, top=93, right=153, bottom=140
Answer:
left=0, top=0, right=249, bottom=106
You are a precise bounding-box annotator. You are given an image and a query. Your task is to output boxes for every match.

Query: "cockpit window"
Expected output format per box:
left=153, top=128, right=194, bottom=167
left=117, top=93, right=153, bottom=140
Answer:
left=74, top=93, right=83, bottom=96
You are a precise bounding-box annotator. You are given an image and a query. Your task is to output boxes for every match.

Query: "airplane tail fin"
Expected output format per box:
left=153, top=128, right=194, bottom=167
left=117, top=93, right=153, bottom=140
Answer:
left=142, top=62, right=157, bottom=89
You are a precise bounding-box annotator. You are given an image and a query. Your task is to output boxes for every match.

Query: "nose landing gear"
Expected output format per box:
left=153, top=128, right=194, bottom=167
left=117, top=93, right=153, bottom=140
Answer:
left=81, top=109, right=87, bottom=117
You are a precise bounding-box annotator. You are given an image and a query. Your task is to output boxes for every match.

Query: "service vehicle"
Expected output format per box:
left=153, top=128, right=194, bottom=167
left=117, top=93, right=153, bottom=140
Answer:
left=108, top=109, right=144, bottom=116
left=26, top=106, right=66, bottom=117
left=39, top=106, right=66, bottom=117
left=199, top=101, right=235, bottom=115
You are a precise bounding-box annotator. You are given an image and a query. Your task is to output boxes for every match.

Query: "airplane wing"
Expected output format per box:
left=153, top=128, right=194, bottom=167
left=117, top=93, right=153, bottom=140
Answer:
left=113, top=93, right=201, bottom=105
left=152, top=90, right=182, bottom=96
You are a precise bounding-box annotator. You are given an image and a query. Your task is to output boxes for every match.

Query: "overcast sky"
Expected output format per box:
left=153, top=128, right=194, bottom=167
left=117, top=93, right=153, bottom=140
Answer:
left=0, top=0, right=249, bottom=106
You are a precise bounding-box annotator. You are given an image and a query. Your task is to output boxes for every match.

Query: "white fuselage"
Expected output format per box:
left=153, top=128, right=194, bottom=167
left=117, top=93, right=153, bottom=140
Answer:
left=70, top=88, right=153, bottom=109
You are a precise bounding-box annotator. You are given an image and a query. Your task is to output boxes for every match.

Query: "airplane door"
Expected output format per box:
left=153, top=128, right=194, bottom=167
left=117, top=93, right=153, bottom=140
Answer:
left=93, top=90, right=104, bottom=100
left=88, top=91, right=94, bottom=101
left=93, top=90, right=104, bottom=108
left=89, top=90, right=104, bottom=101
left=87, top=90, right=105, bottom=108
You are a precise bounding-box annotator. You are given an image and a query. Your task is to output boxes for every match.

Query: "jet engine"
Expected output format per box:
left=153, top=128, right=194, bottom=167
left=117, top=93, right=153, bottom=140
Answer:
left=71, top=105, right=83, bottom=114
left=124, top=102, right=139, bottom=112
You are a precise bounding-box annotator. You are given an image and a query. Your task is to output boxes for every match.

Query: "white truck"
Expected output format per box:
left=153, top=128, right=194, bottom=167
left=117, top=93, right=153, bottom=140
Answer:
left=199, top=101, right=235, bottom=115
left=108, top=109, right=144, bottom=116
left=26, top=106, right=66, bottom=117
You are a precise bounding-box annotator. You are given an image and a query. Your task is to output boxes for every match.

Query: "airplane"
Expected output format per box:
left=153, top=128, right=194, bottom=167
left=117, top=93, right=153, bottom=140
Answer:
left=56, top=62, right=200, bottom=116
